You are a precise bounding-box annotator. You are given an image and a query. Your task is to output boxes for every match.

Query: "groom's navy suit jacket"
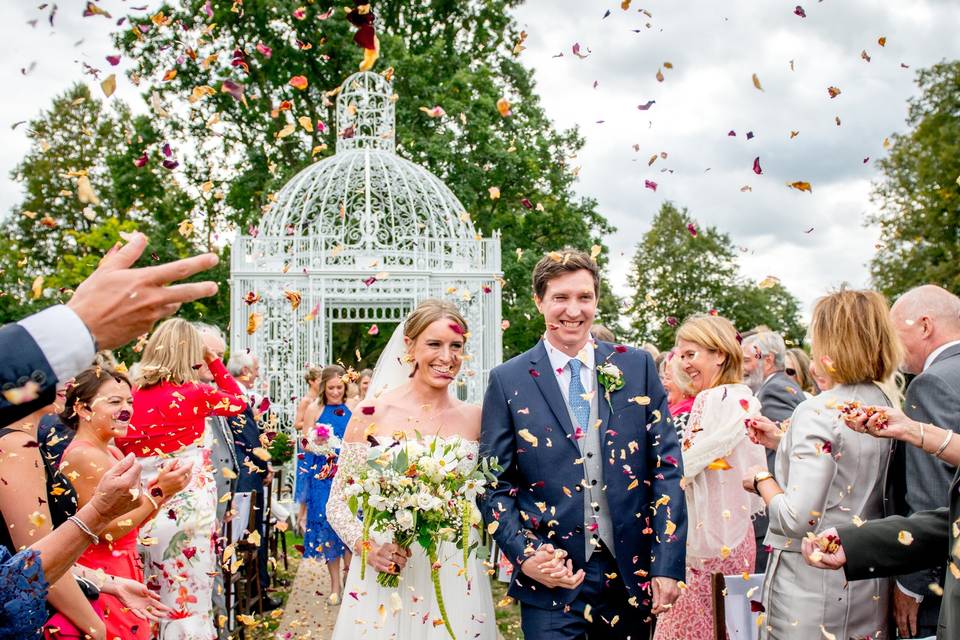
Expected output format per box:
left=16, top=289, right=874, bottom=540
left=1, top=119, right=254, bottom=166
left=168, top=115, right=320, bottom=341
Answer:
left=480, top=339, right=687, bottom=610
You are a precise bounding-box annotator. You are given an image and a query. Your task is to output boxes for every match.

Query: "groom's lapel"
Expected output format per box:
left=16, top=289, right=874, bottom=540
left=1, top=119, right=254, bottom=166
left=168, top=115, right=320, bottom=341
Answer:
left=594, top=341, right=613, bottom=435
left=529, top=340, right=580, bottom=452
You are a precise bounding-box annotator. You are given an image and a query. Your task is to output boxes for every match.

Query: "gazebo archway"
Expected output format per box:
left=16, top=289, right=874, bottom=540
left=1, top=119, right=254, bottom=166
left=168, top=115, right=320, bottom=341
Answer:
left=229, top=71, right=502, bottom=428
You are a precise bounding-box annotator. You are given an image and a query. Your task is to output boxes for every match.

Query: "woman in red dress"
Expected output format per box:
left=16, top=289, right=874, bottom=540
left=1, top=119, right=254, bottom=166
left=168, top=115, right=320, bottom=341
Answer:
left=60, top=366, right=193, bottom=640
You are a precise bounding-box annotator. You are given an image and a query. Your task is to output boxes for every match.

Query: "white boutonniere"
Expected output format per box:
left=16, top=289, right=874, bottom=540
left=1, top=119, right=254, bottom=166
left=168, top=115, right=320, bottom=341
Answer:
left=597, top=360, right=625, bottom=408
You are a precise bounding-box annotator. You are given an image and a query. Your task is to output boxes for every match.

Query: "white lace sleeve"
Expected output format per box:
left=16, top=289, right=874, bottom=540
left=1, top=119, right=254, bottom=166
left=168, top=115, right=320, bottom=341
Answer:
left=327, top=442, right=367, bottom=553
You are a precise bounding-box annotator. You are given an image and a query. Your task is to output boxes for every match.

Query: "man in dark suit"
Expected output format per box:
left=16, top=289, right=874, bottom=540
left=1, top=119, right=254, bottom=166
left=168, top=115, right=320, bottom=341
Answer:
left=481, top=249, right=686, bottom=639
left=802, top=466, right=960, bottom=639
left=227, top=352, right=278, bottom=612
left=742, top=330, right=805, bottom=571
left=885, top=285, right=960, bottom=638
left=0, top=231, right=218, bottom=428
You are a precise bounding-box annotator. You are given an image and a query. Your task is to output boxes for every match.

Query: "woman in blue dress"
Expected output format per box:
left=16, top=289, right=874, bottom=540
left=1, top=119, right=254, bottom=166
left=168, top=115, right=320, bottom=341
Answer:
left=296, top=364, right=352, bottom=605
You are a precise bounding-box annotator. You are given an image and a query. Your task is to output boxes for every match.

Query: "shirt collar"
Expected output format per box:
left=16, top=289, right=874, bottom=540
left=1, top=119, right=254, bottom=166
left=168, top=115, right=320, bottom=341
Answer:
left=923, top=340, right=960, bottom=372
left=544, top=335, right=595, bottom=374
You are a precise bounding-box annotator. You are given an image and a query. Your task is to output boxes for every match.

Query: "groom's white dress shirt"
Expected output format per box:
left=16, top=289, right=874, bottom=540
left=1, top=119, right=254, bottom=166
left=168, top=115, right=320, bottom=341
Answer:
left=545, top=337, right=596, bottom=402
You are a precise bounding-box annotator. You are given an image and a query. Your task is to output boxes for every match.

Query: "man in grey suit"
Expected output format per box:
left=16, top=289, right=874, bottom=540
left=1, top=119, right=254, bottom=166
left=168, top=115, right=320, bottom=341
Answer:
left=886, top=285, right=960, bottom=638
left=196, top=322, right=239, bottom=639
left=742, top=330, right=805, bottom=571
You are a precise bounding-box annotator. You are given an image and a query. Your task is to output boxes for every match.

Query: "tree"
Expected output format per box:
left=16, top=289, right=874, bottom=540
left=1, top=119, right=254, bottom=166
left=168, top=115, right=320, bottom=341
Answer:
left=869, top=61, right=960, bottom=299
left=627, top=202, right=805, bottom=349
left=0, top=83, right=227, bottom=339
left=114, top=0, right=617, bottom=358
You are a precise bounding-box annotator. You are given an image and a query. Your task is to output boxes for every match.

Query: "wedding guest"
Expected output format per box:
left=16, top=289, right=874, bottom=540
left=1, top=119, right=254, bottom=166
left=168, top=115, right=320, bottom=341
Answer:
left=294, top=368, right=323, bottom=431
left=357, top=369, right=373, bottom=400
left=784, top=348, right=817, bottom=396
left=884, top=284, right=960, bottom=638
left=194, top=323, right=239, bottom=633
left=743, top=288, right=901, bottom=639
left=654, top=314, right=767, bottom=640
left=741, top=331, right=804, bottom=571
left=298, top=365, right=351, bottom=605
left=60, top=367, right=192, bottom=640
left=660, top=351, right=695, bottom=438
left=116, top=318, right=247, bottom=639
left=226, top=352, right=276, bottom=611
left=590, top=323, right=616, bottom=343
left=0, top=452, right=143, bottom=639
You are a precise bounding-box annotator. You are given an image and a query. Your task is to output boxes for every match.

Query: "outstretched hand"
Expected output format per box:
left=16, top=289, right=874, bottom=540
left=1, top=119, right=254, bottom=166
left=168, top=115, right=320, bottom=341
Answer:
left=800, top=527, right=847, bottom=570
left=67, top=231, right=219, bottom=350
left=519, top=543, right=585, bottom=590
left=745, top=416, right=785, bottom=451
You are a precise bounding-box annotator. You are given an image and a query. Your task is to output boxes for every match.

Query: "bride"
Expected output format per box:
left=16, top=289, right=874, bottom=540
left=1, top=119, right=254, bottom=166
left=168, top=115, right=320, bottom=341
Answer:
left=326, top=299, right=497, bottom=639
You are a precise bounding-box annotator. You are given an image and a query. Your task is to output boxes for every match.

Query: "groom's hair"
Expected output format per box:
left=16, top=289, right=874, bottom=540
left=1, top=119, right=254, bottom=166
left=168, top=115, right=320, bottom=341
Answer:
left=532, top=248, right=600, bottom=300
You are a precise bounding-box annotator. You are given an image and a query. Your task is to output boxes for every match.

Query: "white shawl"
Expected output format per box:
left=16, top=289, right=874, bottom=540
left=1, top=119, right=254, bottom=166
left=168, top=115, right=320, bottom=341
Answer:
left=682, top=383, right=767, bottom=562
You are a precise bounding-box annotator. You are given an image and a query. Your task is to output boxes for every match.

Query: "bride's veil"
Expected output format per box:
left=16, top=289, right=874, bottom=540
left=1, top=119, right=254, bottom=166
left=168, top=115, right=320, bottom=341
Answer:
left=368, top=321, right=410, bottom=398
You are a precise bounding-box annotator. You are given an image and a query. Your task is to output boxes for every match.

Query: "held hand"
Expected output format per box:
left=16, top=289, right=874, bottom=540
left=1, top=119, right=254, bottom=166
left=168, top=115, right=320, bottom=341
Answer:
left=152, top=459, right=193, bottom=500
left=519, top=544, right=585, bottom=590
left=845, top=405, right=916, bottom=442
left=203, top=346, right=220, bottom=365
left=893, top=587, right=921, bottom=639
left=745, top=416, right=784, bottom=450
left=109, top=576, right=172, bottom=622
left=800, top=527, right=847, bottom=570
left=66, top=232, right=219, bottom=350
left=651, top=577, right=680, bottom=615
left=90, top=453, right=143, bottom=521
left=366, top=542, right=412, bottom=575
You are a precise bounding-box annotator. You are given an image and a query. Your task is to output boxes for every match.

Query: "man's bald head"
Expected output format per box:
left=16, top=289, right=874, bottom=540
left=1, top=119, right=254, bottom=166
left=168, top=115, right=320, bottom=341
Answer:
left=890, top=285, right=960, bottom=374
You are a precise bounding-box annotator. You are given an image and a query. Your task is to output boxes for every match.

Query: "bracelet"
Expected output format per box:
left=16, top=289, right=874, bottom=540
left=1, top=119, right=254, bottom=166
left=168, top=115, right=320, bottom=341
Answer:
left=67, top=515, right=99, bottom=545
left=919, top=422, right=926, bottom=450
left=145, top=493, right=159, bottom=511
left=934, top=430, right=954, bottom=459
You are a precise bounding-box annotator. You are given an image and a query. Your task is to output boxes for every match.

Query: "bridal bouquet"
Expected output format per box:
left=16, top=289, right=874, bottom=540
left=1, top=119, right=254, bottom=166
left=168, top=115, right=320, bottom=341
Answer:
left=343, top=435, right=499, bottom=639
left=302, top=423, right=342, bottom=479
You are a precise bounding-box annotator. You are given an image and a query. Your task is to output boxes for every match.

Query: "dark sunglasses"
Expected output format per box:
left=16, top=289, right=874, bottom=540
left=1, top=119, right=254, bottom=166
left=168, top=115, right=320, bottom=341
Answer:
left=785, top=367, right=797, bottom=376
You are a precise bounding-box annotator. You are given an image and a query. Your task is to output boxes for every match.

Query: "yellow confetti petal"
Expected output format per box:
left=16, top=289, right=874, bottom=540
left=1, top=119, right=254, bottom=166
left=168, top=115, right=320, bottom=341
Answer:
left=752, top=73, right=764, bottom=91
left=518, top=428, right=538, bottom=447
left=100, top=73, right=117, bottom=98
left=898, top=530, right=914, bottom=545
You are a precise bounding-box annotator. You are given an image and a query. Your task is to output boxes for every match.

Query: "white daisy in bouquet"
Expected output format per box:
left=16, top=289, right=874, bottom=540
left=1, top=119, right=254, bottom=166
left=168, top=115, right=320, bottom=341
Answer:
left=343, top=434, right=500, bottom=639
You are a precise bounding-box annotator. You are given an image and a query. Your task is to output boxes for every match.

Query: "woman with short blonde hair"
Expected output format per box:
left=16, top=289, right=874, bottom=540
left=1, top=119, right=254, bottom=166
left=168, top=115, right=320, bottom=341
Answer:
left=654, top=314, right=767, bottom=639
left=744, top=288, right=900, bottom=639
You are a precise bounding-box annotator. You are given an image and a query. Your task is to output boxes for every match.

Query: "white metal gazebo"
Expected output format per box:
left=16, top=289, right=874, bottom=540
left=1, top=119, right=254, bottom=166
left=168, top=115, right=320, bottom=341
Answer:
left=230, top=71, right=503, bottom=428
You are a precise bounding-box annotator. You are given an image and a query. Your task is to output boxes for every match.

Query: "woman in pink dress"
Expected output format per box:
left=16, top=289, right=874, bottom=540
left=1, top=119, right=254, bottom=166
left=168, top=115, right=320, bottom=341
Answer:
left=59, top=366, right=192, bottom=640
left=654, top=314, right=767, bottom=640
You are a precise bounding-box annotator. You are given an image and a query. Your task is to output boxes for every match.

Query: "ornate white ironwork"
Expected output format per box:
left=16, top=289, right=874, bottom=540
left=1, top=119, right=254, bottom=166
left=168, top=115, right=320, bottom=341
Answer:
left=230, top=71, right=503, bottom=432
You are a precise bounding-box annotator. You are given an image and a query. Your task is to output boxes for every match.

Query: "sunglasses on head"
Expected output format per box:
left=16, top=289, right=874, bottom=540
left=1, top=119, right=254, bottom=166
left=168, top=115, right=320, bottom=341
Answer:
left=785, top=367, right=797, bottom=376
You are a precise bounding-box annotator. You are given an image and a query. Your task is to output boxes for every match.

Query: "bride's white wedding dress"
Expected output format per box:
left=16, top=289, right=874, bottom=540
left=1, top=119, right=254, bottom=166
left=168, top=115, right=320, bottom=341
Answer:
left=327, top=438, right=497, bottom=640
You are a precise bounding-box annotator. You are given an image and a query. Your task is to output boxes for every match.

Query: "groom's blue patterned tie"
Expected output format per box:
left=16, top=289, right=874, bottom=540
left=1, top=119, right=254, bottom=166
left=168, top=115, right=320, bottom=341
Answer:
left=567, top=359, right=591, bottom=430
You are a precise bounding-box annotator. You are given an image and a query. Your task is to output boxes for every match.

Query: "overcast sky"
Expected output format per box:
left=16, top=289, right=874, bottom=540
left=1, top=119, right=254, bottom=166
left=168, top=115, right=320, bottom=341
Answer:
left=2, top=1, right=959, bottom=318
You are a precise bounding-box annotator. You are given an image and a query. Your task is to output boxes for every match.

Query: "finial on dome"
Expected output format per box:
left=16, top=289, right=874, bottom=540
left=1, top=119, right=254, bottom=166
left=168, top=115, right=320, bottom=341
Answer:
left=336, top=71, right=396, bottom=153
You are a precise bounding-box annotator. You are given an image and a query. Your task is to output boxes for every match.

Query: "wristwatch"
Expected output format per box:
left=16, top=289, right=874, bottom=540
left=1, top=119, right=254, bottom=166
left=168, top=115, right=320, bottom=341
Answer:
left=752, top=471, right=774, bottom=494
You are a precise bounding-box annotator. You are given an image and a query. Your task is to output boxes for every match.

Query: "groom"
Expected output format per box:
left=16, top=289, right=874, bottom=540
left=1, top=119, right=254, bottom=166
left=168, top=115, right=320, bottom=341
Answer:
left=481, top=248, right=687, bottom=639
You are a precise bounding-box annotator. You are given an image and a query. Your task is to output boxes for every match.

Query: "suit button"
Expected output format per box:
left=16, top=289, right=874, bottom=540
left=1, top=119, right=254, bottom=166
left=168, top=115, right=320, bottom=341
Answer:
left=574, top=525, right=583, bottom=534
left=591, top=479, right=597, bottom=486
left=575, top=485, right=582, bottom=492
left=586, top=452, right=594, bottom=458
left=15, top=376, right=29, bottom=387
left=31, top=371, right=46, bottom=385
left=1, top=383, right=13, bottom=392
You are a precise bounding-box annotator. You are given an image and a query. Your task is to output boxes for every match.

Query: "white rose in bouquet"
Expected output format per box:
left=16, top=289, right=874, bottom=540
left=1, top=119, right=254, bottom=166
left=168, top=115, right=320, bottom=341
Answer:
left=396, top=509, right=415, bottom=531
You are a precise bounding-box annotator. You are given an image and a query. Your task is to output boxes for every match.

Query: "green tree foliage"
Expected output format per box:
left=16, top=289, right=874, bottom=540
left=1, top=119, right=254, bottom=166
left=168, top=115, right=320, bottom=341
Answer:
left=627, top=202, right=805, bottom=349
left=869, top=61, right=960, bottom=299
left=115, top=1, right=616, bottom=358
left=0, top=83, right=227, bottom=338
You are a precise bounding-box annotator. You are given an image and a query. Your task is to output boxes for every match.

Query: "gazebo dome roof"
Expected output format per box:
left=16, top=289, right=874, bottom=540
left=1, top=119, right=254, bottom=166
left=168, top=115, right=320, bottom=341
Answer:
left=258, top=72, right=477, bottom=249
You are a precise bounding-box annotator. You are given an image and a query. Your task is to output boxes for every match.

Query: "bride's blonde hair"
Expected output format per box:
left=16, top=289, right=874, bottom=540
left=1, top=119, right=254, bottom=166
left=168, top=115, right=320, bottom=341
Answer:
left=403, top=299, right=468, bottom=344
